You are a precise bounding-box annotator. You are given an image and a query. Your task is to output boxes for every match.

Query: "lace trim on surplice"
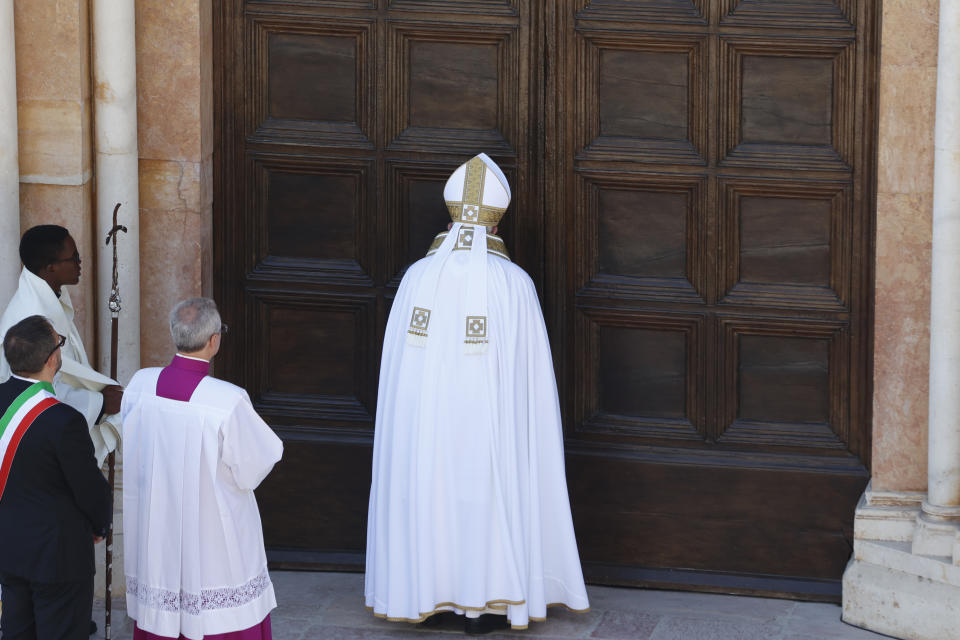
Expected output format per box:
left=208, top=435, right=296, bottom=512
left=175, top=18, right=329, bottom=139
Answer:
left=126, top=569, right=271, bottom=616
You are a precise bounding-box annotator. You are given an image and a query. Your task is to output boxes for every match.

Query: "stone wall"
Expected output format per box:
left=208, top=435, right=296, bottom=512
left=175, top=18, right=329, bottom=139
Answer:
left=136, top=0, right=214, bottom=367
left=870, top=0, right=939, bottom=492
left=14, top=0, right=96, bottom=348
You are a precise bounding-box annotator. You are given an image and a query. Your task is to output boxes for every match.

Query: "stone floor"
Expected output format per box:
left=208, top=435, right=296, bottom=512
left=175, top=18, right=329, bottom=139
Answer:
left=92, top=571, right=894, bottom=640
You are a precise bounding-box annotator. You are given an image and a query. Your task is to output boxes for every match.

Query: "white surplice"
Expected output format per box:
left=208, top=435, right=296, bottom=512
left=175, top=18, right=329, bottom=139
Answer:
left=365, top=248, right=591, bottom=630
left=0, top=267, right=119, bottom=465
left=120, top=369, right=283, bottom=640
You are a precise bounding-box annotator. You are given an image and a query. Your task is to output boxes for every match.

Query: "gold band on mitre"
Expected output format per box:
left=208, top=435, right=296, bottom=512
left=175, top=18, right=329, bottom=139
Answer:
left=426, top=231, right=510, bottom=261
left=446, top=202, right=508, bottom=226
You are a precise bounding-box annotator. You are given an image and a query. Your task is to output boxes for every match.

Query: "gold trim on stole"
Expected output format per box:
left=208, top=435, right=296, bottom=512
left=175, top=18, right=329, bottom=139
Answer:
left=426, top=232, right=510, bottom=261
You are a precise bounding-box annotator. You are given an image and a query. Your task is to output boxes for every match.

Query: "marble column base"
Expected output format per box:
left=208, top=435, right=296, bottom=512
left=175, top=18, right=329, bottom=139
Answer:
left=911, top=507, right=960, bottom=559
left=842, top=483, right=960, bottom=639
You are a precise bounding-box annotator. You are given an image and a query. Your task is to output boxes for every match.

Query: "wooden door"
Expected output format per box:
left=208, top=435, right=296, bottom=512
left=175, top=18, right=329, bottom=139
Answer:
left=214, top=0, right=877, bottom=597
left=214, top=0, right=540, bottom=569
left=546, top=0, right=876, bottom=598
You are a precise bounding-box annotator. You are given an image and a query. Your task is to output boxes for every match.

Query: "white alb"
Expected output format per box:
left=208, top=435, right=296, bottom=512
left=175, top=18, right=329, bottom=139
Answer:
left=121, top=369, right=283, bottom=640
left=365, top=154, right=590, bottom=630
left=0, top=267, right=119, bottom=464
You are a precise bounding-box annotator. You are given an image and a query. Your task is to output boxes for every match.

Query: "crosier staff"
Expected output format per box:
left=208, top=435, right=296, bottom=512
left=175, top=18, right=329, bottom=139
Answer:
left=104, top=202, right=127, bottom=640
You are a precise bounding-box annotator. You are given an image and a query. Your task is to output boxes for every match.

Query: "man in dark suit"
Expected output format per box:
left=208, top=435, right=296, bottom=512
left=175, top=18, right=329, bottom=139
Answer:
left=0, top=315, right=112, bottom=640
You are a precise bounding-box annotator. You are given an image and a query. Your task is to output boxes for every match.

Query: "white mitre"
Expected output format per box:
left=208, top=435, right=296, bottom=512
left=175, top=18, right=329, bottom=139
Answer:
left=443, top=152, right=511, bottom=226
left=406, top=153, right=511, bottom=354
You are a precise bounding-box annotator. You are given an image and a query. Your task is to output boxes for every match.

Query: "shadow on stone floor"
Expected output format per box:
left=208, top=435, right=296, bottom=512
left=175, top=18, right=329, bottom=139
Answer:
left=90, top=571, right=893, bottom=640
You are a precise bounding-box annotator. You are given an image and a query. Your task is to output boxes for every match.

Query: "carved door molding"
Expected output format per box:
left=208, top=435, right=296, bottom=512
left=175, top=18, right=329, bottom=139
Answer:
left=214, top=0, right=878, bottom=597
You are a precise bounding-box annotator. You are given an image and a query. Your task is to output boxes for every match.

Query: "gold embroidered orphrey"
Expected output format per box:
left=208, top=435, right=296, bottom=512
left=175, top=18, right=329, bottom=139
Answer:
left=465, top=315, right=488, bottom=344
left=427, top=232, right=511, bottom=260
left=408, top=306, right=431, bottom=338
left=457, top=226, right=475, bottom=249
left=446, top=157, right=507, bottom=227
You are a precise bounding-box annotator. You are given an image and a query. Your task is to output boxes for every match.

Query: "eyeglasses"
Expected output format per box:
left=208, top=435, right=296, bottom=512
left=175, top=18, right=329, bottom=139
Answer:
left=219, top=324, right=229, bottom=335
left=47, top=334, right=66, bottom=360
left=51, top=252, right=81, bottom=265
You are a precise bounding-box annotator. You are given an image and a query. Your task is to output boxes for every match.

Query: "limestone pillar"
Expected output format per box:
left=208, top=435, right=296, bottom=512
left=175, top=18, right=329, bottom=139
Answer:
left=925, top=0, right=960, bottom=515
left=842, top=3, right=960, bottom=637
left=908, top=0, right=960, bottom=558
left=0, top=0, right=19, bottom=307
left=92, top=0, right=140, bottom=383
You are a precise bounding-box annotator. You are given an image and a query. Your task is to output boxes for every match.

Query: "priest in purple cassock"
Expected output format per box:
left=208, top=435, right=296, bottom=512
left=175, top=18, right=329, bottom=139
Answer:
left=120, top=297, right=283, bottom=640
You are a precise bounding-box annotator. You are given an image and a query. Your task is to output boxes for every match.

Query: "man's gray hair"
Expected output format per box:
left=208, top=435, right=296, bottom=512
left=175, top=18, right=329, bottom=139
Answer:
left=170, top=297, right=221, bottom=352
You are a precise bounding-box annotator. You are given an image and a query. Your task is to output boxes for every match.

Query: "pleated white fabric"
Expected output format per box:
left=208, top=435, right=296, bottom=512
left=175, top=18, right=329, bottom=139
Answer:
left=365, top=250, right=590, bottom=630
left=121, top=369, right=282, bottom=640
left=0, top=267, right=120, bottom=465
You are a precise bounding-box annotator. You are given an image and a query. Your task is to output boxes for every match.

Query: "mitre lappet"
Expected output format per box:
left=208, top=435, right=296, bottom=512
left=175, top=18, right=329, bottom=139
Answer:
left=406, top=153, right=511, bottom=354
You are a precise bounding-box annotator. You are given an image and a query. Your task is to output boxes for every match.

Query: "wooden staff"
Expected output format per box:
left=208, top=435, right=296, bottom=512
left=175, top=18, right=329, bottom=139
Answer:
left=104, top=203, right=127, bottom=640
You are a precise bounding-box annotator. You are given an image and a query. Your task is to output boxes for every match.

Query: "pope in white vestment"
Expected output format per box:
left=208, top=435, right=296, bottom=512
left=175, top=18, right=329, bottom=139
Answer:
left=365, top=154, right=590, bottom=631
left=121, top=297, right=282, bottom=640
left=0, top=227, right=120, bottom=465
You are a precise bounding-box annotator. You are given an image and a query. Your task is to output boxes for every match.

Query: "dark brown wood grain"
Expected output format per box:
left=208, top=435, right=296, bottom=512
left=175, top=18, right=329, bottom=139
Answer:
left=268, top=33, right=357, bottom=123
left=566, top=450, right=865, bottom=599
left=215, top=0, right=878, bottom=599
left=599, top=327, right=687, bottom=420
left=598, top=188, right=688, bottom=279
left=553, top=0, right=876, bottom=599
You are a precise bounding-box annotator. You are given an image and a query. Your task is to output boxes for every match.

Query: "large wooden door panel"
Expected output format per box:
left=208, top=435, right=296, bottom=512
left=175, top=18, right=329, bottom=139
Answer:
left=216, top=0, right=534, bottom=565
left=576, top=307, right=707, bottom=442
left=717, top=178, right=852, bottom=310
left=258, top=440, right=373, bottom=568
left=215, top=0, right=878, bottom=595
left=249, top=14, right=375, bottom=148
left=550, top=0, right=875, bottom=598
left=568, top=456, right=865, bottom=592
left=576, top=170, right=708, bottom=301
left=577, top=30, right=708, bottom=165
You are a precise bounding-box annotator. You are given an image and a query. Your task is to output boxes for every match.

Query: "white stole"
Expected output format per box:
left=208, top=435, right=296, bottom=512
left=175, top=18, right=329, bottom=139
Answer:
left=0, top=268, right=120, bottom=465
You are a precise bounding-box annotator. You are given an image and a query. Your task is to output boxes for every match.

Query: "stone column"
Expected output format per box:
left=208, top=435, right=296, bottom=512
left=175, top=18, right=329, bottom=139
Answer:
left=0, top=0, right=19, bottom=307
left=15, top=0, right=97, bottom=347
left=92, top=0, right=140, bottom=383
left=841, top=2, right=960, bottom=637
left=136, top=0, right=215, bottom=367
left=921, top=0, right=960, bottom=528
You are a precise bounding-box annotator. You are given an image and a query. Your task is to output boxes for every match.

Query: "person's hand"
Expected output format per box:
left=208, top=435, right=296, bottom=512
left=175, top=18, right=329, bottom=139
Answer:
left=94, top=535, right=104, bottom=544
left=101, top=385, right=123, bottom=415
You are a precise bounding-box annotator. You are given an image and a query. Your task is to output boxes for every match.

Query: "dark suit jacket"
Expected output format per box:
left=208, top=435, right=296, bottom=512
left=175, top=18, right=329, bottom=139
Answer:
left=0, top=376, right=112, bottom=583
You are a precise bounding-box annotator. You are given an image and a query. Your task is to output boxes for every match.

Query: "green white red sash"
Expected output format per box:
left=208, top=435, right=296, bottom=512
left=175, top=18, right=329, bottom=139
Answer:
left=0, top=381, right=58, bottom=501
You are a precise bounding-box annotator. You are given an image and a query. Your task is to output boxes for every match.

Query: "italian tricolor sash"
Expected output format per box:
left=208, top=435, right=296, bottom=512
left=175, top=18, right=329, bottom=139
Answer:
left=0, top=382, right=58, bottom=501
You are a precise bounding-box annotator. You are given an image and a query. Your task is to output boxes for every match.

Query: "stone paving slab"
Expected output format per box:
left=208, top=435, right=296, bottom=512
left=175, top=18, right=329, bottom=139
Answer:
left=92, top=571, right=895, bottom=640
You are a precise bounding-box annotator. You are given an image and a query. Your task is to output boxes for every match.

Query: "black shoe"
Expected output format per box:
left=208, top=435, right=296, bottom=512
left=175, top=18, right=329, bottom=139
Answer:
left=89, top=621, right=98, bottom=636
left=419, top=611, right=459, bottom=630
left=419, top=613, right=444, bottom=628
left=464, top=614, right=507, bottom=635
